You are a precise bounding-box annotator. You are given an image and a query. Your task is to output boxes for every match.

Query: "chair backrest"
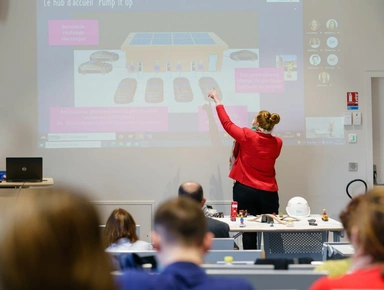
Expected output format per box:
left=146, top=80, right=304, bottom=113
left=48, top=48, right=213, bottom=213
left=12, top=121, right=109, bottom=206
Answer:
left=106, top=251, right=158, bottom=272
left=202, top=264, right=274, bottom=270
left=322, top=242, right=353, bottom=260
left=119, top=252, right=158, bottom=271
left=288, top=264, right=317, bottom=270
left=211, top=238, right=235, bottom=250
left=206, top=269, right=327, bottom=290
left=204, top=250, right=263, bottom=264
left=106, top=250, right=157, bottom=257
left=263, top=231, right=327, bottom=260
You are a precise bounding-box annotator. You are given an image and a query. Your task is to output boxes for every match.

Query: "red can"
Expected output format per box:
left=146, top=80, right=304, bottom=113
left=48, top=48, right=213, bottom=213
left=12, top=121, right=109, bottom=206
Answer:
left=230, top=201, right=238, bottom=221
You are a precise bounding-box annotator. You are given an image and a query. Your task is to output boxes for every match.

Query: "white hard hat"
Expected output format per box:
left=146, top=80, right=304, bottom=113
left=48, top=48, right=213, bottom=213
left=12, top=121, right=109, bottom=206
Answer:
left=286, top=197, right=310, bottom=218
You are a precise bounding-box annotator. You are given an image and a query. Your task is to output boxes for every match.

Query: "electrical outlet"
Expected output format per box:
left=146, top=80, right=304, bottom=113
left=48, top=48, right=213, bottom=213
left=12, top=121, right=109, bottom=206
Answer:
left=344, top=112, right=352, bottom=125
left=353, top=112, right=362, bottom=125
left=348, top=134, right=357, bottom=143
left=349, top=162, right=358, bottom=171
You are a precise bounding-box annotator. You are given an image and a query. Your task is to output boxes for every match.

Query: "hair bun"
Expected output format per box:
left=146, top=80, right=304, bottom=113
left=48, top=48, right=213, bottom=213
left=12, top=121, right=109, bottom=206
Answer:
left=270, top=113, right=280, bottom=125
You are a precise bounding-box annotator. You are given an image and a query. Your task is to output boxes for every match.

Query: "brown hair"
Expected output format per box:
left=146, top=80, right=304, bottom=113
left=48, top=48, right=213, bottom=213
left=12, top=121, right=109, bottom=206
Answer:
left=104, top=208, right=139, bottom=247
left=154, top=197, right=207, bottom=247
left=339, top=194, right=365, bottom=238
left=0, top=187, right=115, bottom=290
left=256, top=110, right=280, bottom=131
left=351, top=187, right=384, bottom=263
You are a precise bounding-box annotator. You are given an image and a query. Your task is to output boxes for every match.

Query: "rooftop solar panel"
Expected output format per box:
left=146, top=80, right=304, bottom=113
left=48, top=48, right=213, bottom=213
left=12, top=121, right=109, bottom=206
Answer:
left=151, top=38, right=173, bottom=45
left=130, top=39, right=152, bottom=45
left=194, top=38, right=216, bottom=45
left=128, top=32, right=218, bottom=46
left=191, top=32, right=211, bottom=38
left=153, top=33, right=172, bottom=39
left=134, top=33, right=153, bottom=39
left=173, top=39, right=195, bottom=45
left=173, top=33, right=192, bottom=39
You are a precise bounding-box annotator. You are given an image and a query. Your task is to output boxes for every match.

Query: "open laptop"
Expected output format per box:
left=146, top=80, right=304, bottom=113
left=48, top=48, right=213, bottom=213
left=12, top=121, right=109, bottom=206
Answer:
left=5, top=157, right=43, bottom=182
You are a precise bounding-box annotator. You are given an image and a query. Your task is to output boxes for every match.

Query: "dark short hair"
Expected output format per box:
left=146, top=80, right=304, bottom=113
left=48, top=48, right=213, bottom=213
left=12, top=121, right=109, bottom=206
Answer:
left=178, top=182, right=203, bottom=204
left=154, top=197, right=207, bottom=247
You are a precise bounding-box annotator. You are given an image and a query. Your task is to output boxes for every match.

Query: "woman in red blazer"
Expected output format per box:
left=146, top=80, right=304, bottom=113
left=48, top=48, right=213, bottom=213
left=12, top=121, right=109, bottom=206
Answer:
left=209, top=91, right=283, bottom=249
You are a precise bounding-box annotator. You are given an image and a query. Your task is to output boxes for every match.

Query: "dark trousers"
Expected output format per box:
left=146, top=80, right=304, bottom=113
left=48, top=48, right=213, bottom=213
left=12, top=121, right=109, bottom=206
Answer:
left=233, top=181, right=279, bottom=250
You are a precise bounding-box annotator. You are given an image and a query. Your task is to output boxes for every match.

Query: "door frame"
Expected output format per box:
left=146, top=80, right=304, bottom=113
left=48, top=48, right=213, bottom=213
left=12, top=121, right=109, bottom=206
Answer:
left=364, top=71, right=384, bottom=188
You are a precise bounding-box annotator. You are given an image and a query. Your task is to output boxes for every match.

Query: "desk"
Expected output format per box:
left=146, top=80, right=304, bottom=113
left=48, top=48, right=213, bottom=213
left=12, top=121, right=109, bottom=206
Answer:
left=214, top=215, right=344, bottom=260
left=0, top=178, right=54, bottom=188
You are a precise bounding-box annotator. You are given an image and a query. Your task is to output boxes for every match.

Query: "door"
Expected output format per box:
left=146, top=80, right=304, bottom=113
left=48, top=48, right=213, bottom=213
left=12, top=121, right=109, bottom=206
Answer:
left=372, top=77, right=384, bottom=185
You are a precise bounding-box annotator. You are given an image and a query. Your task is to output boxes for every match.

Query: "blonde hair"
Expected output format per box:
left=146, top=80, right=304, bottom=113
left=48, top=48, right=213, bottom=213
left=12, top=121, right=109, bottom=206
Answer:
left=256, top=110, right=280, bottom=131
left=0, top=187, right=116, bottom=290
left=104, top=208, right=139, bottom=247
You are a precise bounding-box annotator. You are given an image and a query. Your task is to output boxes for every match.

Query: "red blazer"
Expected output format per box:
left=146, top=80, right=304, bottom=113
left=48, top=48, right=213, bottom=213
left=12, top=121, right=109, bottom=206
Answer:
left=217, top=105, right=283, bottom=192
left=310, top=267, right=384, bottom=290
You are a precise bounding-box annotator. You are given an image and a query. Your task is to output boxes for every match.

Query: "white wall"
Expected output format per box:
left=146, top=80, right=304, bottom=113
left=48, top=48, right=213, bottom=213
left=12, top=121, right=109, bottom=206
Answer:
left=1, top=0, right=384, bottom=235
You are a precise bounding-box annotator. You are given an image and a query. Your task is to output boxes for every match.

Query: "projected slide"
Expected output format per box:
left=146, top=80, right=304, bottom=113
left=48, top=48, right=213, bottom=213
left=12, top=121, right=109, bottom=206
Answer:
left=37, top=0, right=343, bottom=148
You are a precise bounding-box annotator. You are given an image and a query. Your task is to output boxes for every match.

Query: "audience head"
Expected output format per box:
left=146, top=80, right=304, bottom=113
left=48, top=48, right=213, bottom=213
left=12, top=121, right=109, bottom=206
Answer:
left=339, top=194, right=365, bottom=238
left=350, top=187, right=384, bottom=263
left=254, top=110, right=280, bottom=131
left=104, top=208, right=139, bottom=247
left=0, top=187, right=115, bottom=290
left=152, top=197, right=211, bottom=250
left=178, top=181, right=205, bottom=206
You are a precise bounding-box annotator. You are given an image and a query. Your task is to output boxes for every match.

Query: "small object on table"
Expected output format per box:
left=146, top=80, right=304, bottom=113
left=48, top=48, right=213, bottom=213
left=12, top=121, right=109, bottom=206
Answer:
left=212, top=212, right=224, bottom=218
left=230, top=201, right=238, bottom=221
left=286, top=218, right=294, bottom=227
left=238, top=209, right=244, bottom=218
left=322, top=209, right=329, bottom=221
left=308, top=218, right=318, bottom=226
left=224, top=256, right=233, bottom=265
left=239, top=217, right=246, bottom=227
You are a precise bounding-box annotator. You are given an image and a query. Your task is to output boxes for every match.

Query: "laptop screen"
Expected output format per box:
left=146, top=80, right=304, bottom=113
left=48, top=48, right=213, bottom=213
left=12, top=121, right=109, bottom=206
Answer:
left=6, top=157, right=43, bottom=182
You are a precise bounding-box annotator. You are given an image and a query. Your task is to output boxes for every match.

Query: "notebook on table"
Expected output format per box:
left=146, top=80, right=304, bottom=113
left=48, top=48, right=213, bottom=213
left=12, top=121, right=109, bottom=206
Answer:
left=5, top=157, right=43, bottom=182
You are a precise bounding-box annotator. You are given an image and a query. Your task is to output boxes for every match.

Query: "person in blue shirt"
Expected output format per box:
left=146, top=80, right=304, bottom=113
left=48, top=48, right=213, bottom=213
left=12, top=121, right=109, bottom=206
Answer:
left=115, top=197, right=254, bottom=290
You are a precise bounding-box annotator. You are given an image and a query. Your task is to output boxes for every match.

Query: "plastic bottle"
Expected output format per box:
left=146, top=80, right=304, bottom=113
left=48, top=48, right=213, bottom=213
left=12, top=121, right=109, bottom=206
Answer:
left=230, top=201, right=238, bottom=221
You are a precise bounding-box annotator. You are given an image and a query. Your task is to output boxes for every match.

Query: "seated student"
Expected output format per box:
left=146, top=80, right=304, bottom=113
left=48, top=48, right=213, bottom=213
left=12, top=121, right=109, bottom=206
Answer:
left=0, top=187, right=116, bottom=290
left=104, top=208, right=153, bottom=251
left=310, top=187, right=384, bottom=290
left=116, top=197, right=253, bottom=290
left=178, top=181, right=231, bottom=239
left=314, top=195, right=364, bottom=277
